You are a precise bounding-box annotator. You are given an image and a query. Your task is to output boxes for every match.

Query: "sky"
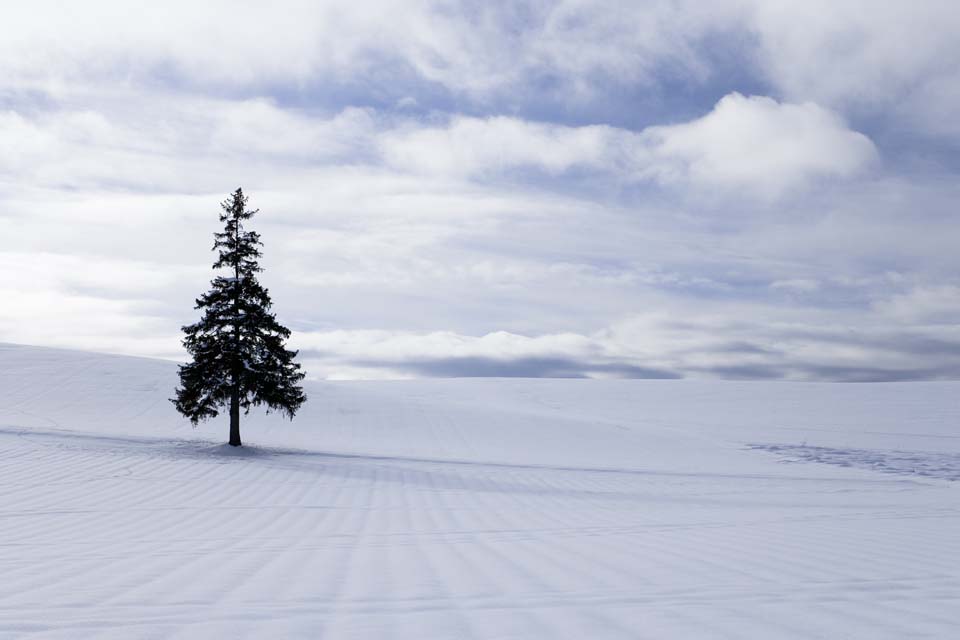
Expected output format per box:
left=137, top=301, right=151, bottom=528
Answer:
left=1, top=0, right=959, bottom=381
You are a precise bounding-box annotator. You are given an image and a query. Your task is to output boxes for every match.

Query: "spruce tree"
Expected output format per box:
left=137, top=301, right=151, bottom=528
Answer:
left=173, top=188, right=306, bottom=446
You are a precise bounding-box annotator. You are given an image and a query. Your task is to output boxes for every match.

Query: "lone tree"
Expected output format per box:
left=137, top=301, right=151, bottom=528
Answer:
left=173, top=188, right=305, bottom=446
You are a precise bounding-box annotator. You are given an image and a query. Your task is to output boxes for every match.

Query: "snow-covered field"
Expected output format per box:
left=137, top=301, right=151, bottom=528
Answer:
left=1, top=343, right=958, bottom=639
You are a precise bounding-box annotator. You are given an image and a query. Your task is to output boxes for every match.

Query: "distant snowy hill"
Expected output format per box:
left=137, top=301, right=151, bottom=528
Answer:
left=1, top=343, right=958, bottom=638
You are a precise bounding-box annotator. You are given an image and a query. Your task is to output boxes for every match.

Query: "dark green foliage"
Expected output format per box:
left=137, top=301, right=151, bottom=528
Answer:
left=172, top=188, right=305, bottom=444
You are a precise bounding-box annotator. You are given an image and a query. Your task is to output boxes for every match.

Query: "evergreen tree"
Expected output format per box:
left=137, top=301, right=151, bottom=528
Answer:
left=173, top=188, right=305, bottom=446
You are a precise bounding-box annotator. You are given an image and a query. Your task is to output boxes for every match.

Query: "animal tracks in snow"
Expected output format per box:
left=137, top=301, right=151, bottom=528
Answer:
left=749, top=443, right=960, bottom=482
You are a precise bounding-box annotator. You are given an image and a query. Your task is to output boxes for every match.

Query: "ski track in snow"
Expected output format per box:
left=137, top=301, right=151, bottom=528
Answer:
left=0, top=343, right=959, bottom=638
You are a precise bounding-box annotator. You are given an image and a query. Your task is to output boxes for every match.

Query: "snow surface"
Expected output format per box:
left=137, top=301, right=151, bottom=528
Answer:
left=1, top=342, right=959, bottom=639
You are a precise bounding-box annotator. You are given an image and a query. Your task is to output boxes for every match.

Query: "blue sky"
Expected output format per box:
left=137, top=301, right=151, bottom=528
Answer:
left=1, top=1, right=959, bottom=380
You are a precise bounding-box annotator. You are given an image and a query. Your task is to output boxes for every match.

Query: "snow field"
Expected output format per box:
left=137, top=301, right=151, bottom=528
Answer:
left=0, top=343, right=959, bottom=638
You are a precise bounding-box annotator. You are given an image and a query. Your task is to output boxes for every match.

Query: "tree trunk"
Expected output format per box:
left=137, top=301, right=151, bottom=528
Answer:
left=229, top=210, right=242, bottom=448
left=229, top=385, right=242, bottom=446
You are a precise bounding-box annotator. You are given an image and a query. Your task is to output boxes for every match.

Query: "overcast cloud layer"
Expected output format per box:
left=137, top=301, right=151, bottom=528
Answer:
left=2, top=1, right=959, bottom=381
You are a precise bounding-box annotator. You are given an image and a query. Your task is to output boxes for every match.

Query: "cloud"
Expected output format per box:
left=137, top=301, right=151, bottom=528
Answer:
left=0, top=99, right=382, bottom=192
left=0, top=287, right=180, bottom=358
left=0, top=1, right=366, bottom=88
left=874, top=286, right=960, bottom=324
left=381, top=93, right=876, bottom=198
left=207, top=102, right=377, bottom=161
left=770, top=279, right=820, bottom=293
left=289, top=307, right=960, bottom=382
left=0, top=1, right=734, bottom=100
left=2, top=0, right=958, bottom=145
left=0, top=251, right=200, bottom=295
left=637, top=93, right=878, bottom=198
left=355, top=356, right=681, bottom=379
left=294, top=328, right=659, bottom=379
left=4, top=88, right=876, bottom=203
left=2, top=133, right=952, bottom=381
left=380, top=116, right=617, bottom=177
left=0, top=2, right=957, bottom=384
left=746, top=0, right=960, bottom=138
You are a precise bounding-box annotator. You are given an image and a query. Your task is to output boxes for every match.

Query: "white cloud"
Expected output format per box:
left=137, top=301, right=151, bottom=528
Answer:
left=208, top=103, right=376, bottom=160
left=0, top=99, right=383, bottom=193
left=4, top=89, right=876, bottom=201
left=0, top=287, right=180, bottom=359
left=874, top=286, right=960, bottom=324
left=380, top=116, right=617, bottom=177
left=0, top=1, right=356, bottom=88
left=637, top=93, right=878, bottom=198
left=770, top=279, right=820, bottom=293
left=0, top=1, right=731, bottom=98
left=746, top=0, right=960, bottom=136
left=298, top=328, right=596, bottom=362
left=291, top=306, right=960, bottom=381
left=381, top=93, right=876, bottom=198
left=2, top=0, right=958, bottom=142
left=0, top=111, right=60, bottom=174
